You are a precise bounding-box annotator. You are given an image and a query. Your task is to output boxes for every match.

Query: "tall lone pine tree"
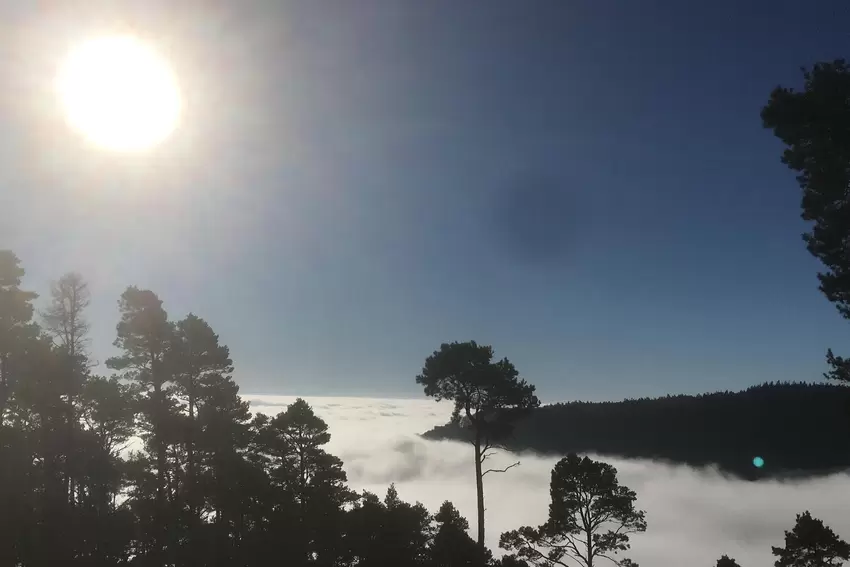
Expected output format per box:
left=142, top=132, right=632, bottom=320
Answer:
left=417, top=341, right=540, bottom=547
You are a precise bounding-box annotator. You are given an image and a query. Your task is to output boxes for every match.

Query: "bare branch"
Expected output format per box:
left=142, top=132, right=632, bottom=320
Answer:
left=483, top=461, right=520, bottom=476
left=516, top=533, right=573, bottom=567
left=481, top=450, right=498, bottom=461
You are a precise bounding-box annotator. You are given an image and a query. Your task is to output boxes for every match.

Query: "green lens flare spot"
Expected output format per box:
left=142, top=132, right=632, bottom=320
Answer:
left=752, top=456, right=765, bottom=468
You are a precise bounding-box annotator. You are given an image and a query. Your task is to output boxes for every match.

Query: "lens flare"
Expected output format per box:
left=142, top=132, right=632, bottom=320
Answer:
left=57, top=36, right=181, bottom=151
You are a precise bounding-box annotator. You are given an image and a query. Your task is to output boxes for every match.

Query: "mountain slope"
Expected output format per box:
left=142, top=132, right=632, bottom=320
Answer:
left=421, top=382, right=850, bottom=479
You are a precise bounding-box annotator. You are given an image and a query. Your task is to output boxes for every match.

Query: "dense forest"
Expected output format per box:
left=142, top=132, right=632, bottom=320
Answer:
left=0, top=252, right=507, bottom=567
left=423, top=382, right=850, bottom=479
left=6, top=253, right=846, bottom=567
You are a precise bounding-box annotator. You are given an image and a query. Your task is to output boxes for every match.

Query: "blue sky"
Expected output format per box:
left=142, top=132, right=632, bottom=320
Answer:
left=2, top=0, right=849, bottom=400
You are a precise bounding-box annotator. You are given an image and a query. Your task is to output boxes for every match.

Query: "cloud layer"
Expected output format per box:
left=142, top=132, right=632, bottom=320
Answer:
left=247, top=395, right=850, bottom=567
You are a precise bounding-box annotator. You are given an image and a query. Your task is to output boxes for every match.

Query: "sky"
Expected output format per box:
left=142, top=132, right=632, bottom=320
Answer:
left=1, top=0, right=849, bottom=400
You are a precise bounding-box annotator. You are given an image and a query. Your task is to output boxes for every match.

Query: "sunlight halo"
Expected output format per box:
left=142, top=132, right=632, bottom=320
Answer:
left=57, top=35, right=181, bottom=152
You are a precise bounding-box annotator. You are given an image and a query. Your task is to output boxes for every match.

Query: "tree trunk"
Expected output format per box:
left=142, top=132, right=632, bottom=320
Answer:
left=65, top=362, right=76, bottom=507
left=187, top=385, right=196, bottom=516
left=187, top=382, right=200, bottom=562
left=154, top=381, right=168, bottom=567
left=0, top=354, right=7, bottom=428
left=474, top=430, right=485, bottom=548
left=66, top=311, right=77, bottom=507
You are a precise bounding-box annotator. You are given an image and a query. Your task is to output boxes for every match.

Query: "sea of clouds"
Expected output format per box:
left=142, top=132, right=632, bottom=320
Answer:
left=246, top=395, right=850, bottom=567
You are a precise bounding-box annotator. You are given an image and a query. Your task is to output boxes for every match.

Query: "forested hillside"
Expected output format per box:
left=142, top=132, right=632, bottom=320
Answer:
left=422, top=382, right=850, bottom=478
left=0, top=252, right=499, bottom=567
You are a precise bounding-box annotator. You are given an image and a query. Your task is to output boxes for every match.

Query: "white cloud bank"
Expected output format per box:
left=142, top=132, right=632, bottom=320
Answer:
left=247, top=395, right=850, bottom=567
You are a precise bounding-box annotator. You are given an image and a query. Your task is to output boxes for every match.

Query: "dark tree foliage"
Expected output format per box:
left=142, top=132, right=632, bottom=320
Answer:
left=423, top=382, right=850, bottom=478
left=717, top=555, right=742, bottom=567
left=0, top=250, right=39, bottom=426
left=494, top=556, right=532, bottom=567
left=500, top=454, right=645, bottom=567
left=431, top=501, right=492, bottom=567
left=417, top=341, right=540, bottom=546
left=169, top=313, right=233, bottom=553
left=8, top=251, right=833, bottom=567
left=761, top=60, right=850, bottom=382
left=0, top=252, right=516, bottom=567
left=106, top=287, right=175, bottom=564
left=346, top=485, right=434, bottom=567
left=771, top=511, right=850, bottom=567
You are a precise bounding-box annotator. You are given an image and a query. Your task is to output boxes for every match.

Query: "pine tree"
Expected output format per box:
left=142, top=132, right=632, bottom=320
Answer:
left=417, top=341, right=539, bottom=547
left=430, top=501, right=490, bottom=567
left=0, top=250, right=38, bottom=426
left=169, top=314, right=233, bottom=549
left=772, top=511, right=850, bottom=567
left=107, top=287, right=175, bottom=566
left=500, top=454, right=646, bottom=567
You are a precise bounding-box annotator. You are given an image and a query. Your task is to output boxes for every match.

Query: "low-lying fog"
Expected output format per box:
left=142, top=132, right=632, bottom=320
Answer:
left=247, top=395, right=850, bottom=567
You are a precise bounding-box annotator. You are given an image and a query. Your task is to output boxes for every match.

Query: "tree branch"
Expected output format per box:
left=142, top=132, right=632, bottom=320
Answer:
left=483, top=461, right=520, bottom=476
left=515, top=533, right=573, bottom=567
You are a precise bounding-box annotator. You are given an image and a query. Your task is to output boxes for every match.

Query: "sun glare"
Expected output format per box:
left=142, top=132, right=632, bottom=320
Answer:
left=57, top=36, right=181, bottom=152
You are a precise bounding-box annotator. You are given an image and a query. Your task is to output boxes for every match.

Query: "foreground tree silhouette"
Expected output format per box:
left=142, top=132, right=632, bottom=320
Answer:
left=346, top=485, right=433, bottom=567
left=761, top=60, right=850, bottom=384
left=1, top=251, right=499, bottom=567
left=256, top=398, right=353, bottom=566
left=107, top=287, right=175, bottom=565
left=170, top=313, right=233, bottom=548
left=417, top=341, right=539, bottom=547
left=40, top=272, right=92, bottom=507
left=430, top=501, right=491, bottom=567
left=0, top=250, right=38, bottom=426
left=771, top=511, right=850, bottom=567
left=717, top=554, right=742, bottom=567
left=495, top=556, right=532, bottom=567
left=500, top=454, right=646, bottom=567
left=0, top=252, right=40, bottom=565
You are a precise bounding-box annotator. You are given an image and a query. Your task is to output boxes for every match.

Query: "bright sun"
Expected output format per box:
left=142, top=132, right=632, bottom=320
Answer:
left=57, top=36, right=181, bottom=152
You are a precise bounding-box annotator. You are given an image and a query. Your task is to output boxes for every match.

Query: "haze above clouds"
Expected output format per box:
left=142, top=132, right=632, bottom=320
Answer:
left=247, top=395, right=850, bottom=567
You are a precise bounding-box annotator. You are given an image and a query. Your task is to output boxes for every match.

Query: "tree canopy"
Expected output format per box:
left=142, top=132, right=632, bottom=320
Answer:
left=423, top=382, right=850, bottom=478
left=0, top=253, right=511, bottom=567
left=762, top=59, right=850, bottom=385
left=1, top=248, right=844, bottom=567
left=717, top=555, right=742, bottom=567
left=417, top=341, right=540, bottom=546
left=500, top=454, right=645, bottom=567
left=772, top=511, right=850, bottom=567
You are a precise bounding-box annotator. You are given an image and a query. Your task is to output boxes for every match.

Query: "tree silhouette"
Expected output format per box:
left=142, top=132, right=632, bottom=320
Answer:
left=0, top=250, right=38, bottom=427
left=423, top=381, right=850, bottom=478
left=430, top=500, right=491, bottom=567
left=762, top=60, right=850, bottom=383
left=3, top=251, right=507, bottom=567
left=40, top=271, right=92, bottom=508
left=495, top=556, right=532, bottom=567
left=717, top=554, right=742, bottom=567
left=106, top=286, right=175, bottom=565
left=41, top=272, right=91, bottom=359
left=169, top=313, right=233, bottom=550
left=500, top=454, right=646, bottom=567
left=417, top=341, right=539, bottom=547
left=255, top=398, right=353, bottom=566
left=771, top=511, right=850, bottom=567
left=346, top=485, right=433, bottom=567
